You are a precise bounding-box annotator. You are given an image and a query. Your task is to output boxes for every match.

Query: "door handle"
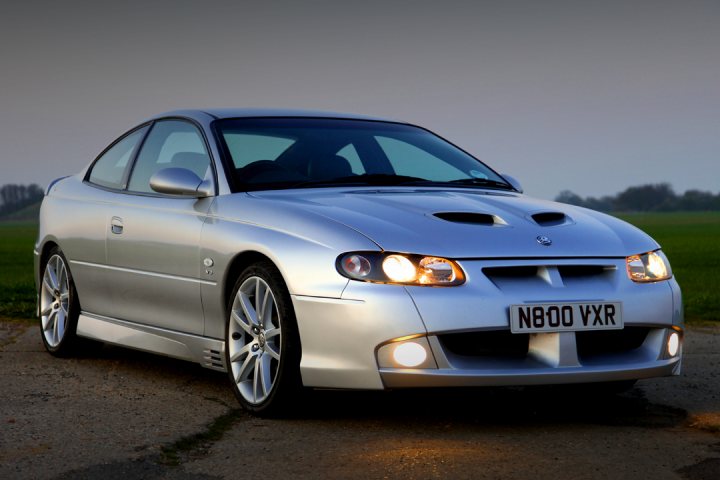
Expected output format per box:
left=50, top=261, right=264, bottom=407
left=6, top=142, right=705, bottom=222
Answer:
left=110, top=216, right=124, bottom=234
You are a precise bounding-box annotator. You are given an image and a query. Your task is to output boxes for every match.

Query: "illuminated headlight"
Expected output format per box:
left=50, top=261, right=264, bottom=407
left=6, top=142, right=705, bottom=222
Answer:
left=626, top=250, right=672, bottom=283
left=337, top=252, right=465, bottom=286
left=382, top=255, right=416, bottom=283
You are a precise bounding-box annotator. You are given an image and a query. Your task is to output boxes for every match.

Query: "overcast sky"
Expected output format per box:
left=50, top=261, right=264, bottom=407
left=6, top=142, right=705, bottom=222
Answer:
left=0, top=0, right=718, bottom=199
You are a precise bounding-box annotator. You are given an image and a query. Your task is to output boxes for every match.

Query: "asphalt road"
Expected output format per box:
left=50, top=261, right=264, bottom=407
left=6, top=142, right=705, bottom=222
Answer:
left=1, top=320, right=718, bottom=480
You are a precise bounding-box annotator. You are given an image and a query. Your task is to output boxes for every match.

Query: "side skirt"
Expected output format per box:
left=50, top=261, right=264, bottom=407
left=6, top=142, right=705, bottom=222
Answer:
left=76, top=312, right=227, bottom=372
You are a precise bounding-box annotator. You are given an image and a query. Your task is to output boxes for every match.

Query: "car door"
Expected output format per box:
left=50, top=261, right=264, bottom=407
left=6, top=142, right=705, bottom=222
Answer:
left=105, top=119, right=215, bottom=335
left=68, top=124, right=150, bottom=318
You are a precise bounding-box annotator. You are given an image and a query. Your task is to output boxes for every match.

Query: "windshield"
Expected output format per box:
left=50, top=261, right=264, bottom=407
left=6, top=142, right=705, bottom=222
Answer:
left=215, top=118, right=511, bottom=192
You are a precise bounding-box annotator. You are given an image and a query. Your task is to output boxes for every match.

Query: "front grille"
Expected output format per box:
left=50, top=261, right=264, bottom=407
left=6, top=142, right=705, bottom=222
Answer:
left=439, top=327, right=649, bottom=363
left=439, top=330, right=529, bottom=358
left=576, top=327, right=649, bottom=358
left=557, top=265, right=610, bottom=278
left=483, top=266, right=538, bottom=279
left=482, top=264, right=615, bottom=290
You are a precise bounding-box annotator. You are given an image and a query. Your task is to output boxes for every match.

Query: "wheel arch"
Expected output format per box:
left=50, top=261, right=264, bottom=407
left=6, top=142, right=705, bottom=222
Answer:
left=223, top=250, right=280, bottom=316
left=39, top=239, right=60, bottom=269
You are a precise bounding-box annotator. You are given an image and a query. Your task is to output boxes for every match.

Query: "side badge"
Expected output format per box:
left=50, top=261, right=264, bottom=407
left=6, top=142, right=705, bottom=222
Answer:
left=204, top=258, right=214, bottom=275
left=536, top=235, right=552, bottom=246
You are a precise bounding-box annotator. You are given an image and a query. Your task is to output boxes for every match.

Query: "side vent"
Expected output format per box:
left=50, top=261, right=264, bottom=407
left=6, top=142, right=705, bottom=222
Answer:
left=433, top=212, right=499, bottom=225
left=203, top=349, right=226, bottom=371
left=531, top=211, right=568, bottom=226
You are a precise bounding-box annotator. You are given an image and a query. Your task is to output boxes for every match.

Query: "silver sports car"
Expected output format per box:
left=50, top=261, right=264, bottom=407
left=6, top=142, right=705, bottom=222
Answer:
left=35, top=109, right=683, bottom=414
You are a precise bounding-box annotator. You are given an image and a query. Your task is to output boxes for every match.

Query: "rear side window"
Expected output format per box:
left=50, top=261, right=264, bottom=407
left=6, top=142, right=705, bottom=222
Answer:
left=127, top=120, right=211, bottom=194
left=88, top=126, right=148, bottom=189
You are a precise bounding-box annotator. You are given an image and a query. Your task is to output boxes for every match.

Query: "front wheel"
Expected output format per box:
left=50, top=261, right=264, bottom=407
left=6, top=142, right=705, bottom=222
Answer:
left=225, top=261, right=302, bottom=415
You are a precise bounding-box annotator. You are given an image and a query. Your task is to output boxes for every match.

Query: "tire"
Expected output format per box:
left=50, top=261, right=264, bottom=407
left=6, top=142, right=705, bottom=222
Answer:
left=39, top=247, right=82, bottom=356
left=225, top=260, right=302, bottom=415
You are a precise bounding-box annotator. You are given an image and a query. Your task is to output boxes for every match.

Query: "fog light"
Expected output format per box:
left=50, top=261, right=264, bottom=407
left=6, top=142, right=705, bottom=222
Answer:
left=667, top=331, right=680, bottom=357
left=392, top=342, right=428, bottom=367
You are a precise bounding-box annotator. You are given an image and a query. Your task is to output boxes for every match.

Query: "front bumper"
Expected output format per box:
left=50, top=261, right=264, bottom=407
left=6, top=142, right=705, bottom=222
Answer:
left=293, top=257, right=683, bottom=390
left=380, top=328, right=682, bottom=388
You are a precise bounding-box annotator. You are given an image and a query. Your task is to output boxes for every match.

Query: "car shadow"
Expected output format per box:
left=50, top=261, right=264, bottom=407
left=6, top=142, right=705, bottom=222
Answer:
left=293, top=386, right=687, bottom=429
left=78, top=343, right=687, bottom=429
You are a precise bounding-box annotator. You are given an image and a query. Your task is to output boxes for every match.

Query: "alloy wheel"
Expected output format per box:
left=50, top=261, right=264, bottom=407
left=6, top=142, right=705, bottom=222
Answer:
left=228, top=276, right=282, bottom=405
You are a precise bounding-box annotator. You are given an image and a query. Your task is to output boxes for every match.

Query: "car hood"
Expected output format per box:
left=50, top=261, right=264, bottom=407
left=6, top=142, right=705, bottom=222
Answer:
left=248, top=188, right=658, bottom=258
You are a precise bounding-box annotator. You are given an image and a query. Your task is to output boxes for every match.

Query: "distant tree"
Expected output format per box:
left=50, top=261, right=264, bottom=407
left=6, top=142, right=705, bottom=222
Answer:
left=555, top=190, right=585, bottom=207
left=584, top=196, right=615, bottom=212
left=0, top=183, right=44, bottom=216
left=554, top=183, right=719, bottom=212
left=613, top=183, right=676, bottom=212
left=677, top=189, right=717, bottom=211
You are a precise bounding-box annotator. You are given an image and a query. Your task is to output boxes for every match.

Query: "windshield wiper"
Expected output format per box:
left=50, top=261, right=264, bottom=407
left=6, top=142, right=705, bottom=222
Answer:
left=446, top=178, right=514, bottom=190
left=289, top=174, right=430, bottom=188
left=287, top=174, right=515, bottom=191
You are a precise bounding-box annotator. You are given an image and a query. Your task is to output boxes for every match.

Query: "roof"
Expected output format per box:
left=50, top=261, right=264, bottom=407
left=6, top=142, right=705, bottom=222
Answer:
left=152, top=108, right=400, bottom=123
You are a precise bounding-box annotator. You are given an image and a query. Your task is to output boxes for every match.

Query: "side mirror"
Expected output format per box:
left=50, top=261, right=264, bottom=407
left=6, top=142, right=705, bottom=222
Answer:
left=149, top=168, right=213, bottom=197
left=501, top=174, right=523, bottom=193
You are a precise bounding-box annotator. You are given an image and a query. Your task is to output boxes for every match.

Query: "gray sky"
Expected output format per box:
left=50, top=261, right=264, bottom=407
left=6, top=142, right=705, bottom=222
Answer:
left=1, top=0, right=718, bottom=199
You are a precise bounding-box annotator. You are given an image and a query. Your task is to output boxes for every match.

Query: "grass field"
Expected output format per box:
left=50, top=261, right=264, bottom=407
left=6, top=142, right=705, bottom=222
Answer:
left=0, top=213, right=718, bottom=322
left=617, top=212, right=720, bottom=323
left=0, top=221, right=38, bottom=319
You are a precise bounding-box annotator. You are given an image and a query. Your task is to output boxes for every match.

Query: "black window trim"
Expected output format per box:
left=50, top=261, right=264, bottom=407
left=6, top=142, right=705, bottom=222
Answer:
left=83, top=122, right=152, bottom=192
left=85, top=116, right=220, bottom=199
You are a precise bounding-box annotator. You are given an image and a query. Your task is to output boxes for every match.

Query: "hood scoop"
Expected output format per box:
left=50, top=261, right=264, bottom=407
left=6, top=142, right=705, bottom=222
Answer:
left=433, top=212, right=505, bottom=226
left=531, top=211, right=570, bottom=227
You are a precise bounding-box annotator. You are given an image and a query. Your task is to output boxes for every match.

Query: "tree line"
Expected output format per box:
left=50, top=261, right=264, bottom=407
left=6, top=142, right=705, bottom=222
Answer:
left=0, top=182, right=718, bottom=216
left=555, top=183, right=720, bottom=212
left=0, top=184, right=44, bottom=216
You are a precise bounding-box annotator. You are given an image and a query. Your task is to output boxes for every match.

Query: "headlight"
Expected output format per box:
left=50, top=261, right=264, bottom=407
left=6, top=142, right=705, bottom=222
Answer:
left=337, top=252, right=465, bottom=286
left=626, top=250, right=672, bottom=282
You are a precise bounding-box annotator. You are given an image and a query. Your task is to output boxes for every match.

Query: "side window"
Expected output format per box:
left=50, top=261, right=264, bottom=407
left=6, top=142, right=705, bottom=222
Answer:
left=127, top=120, right=211, bottom=194
left=375, top=136, right=465, bottom=181
left=336, top=144, right=365, bottom=174
left=88, top=126, right=148, bottom=189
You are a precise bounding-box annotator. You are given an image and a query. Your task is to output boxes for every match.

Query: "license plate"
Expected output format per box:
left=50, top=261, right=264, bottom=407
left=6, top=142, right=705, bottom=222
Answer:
left=510, top=302, right=623, bottom=333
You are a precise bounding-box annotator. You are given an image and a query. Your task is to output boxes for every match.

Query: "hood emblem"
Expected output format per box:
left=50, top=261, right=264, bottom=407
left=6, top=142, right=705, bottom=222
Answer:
left=536, top=235, right=552, bottom=246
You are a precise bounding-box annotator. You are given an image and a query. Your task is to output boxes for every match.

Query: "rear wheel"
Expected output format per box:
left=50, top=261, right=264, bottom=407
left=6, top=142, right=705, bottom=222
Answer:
left=225, top=261, right=302, bottom=415
left=39, top=248, right=81, bottom=356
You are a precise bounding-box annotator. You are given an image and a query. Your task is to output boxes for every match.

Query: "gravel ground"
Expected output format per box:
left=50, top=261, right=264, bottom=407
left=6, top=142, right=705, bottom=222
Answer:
left=1, top=320, right=718, bottom=480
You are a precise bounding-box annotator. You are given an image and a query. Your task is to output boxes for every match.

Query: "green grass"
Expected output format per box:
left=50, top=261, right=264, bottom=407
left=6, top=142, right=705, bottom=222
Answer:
left=0, top=213, right=717, bottom=322
left=1, top=201, right=41, bottom=222
left=616, top=212, right=720, bottom=323
left=0, top=221, right=38, bottom=319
